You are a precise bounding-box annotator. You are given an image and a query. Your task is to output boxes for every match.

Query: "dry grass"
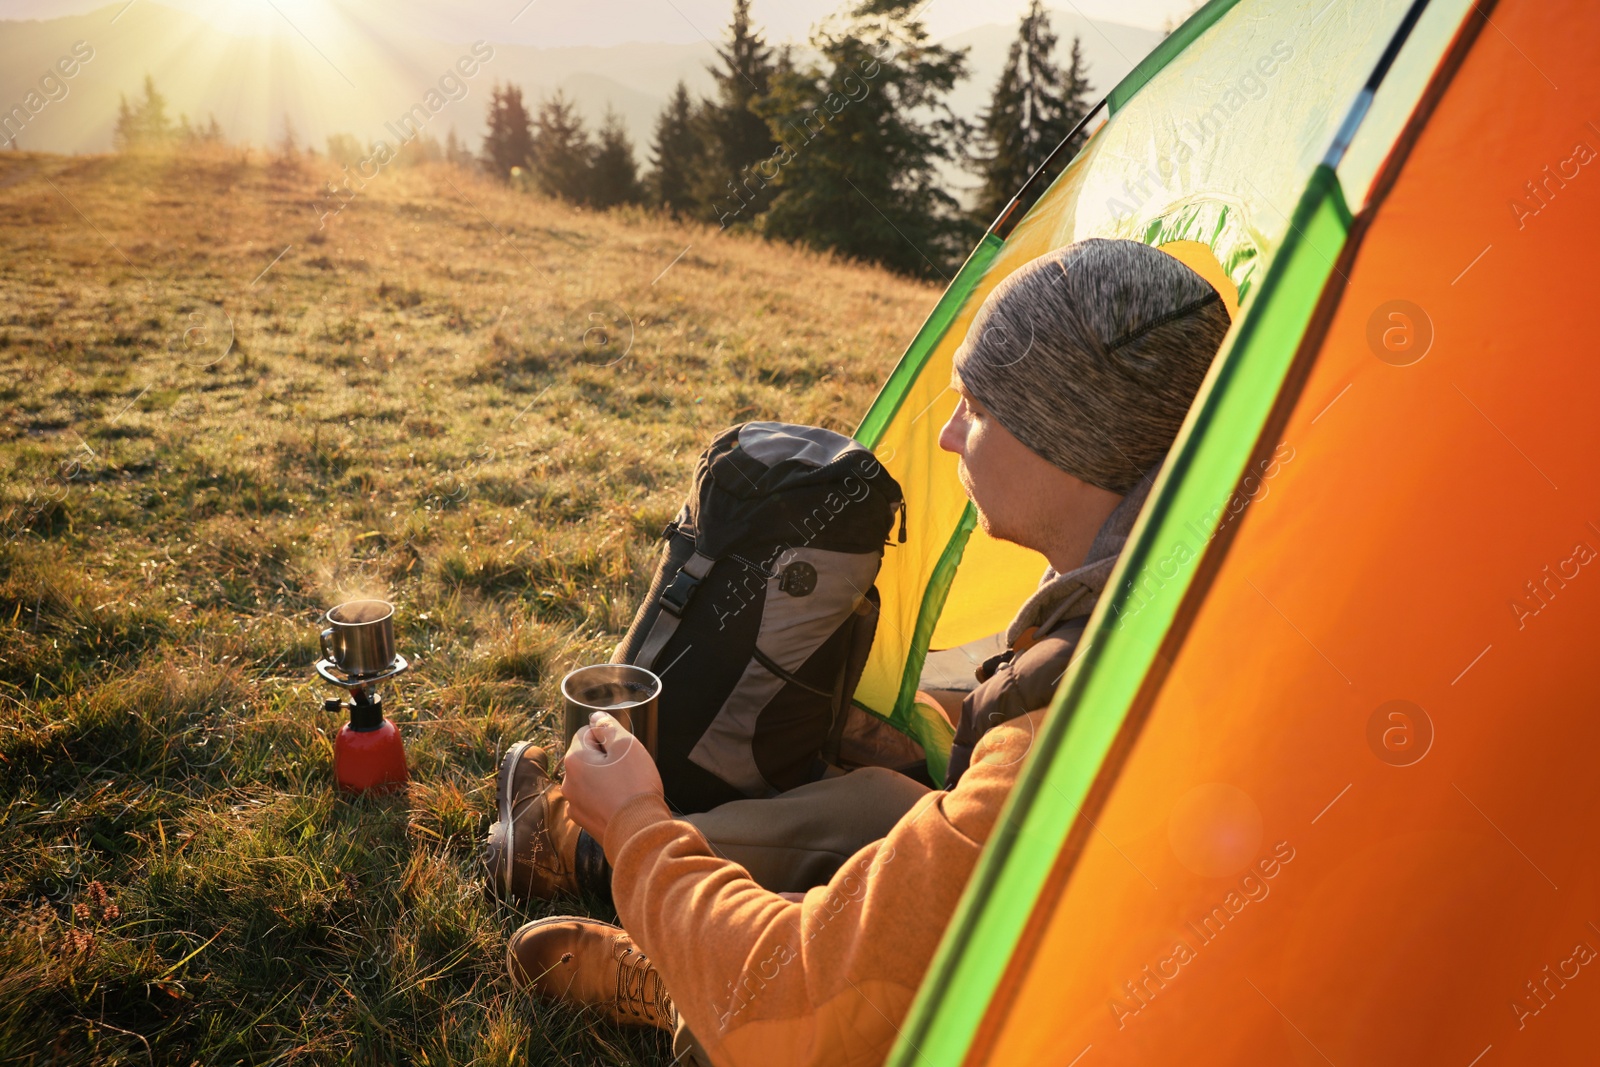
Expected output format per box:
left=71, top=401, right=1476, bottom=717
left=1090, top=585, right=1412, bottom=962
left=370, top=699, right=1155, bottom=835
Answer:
left=0, top=147, right=937, bottom=1065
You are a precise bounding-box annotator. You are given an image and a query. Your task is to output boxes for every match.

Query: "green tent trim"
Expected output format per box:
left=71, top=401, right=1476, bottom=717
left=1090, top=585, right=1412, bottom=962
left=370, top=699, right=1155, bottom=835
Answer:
left=1106, top=0, right=1244, bottom=113
left=881, top=500, right=972, bottom=784
left=850, top=232, right=1002, bottom=753
left=855, top=232, right=1005, bottom=448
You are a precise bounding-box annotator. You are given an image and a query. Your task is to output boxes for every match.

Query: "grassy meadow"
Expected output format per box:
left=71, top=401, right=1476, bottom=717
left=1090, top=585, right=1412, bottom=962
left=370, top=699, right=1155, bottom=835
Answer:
left=0, top=148, right=937, bottom=1064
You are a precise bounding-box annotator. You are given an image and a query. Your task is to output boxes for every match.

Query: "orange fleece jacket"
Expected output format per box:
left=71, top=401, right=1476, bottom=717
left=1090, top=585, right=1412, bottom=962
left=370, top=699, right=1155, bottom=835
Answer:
left=602, top=709, right=1045, bottom=1067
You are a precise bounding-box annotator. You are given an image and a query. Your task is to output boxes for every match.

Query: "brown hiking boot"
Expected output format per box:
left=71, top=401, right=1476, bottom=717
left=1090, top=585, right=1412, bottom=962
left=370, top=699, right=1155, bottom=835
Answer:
left=484, top=741, right=592, bottom=901
left=507, top=917, right=676, bottom=1031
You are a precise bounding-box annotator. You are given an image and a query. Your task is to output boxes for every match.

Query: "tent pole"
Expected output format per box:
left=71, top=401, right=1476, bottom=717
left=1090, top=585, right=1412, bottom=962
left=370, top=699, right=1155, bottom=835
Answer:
left=989, top=96, right=1107, bottom=240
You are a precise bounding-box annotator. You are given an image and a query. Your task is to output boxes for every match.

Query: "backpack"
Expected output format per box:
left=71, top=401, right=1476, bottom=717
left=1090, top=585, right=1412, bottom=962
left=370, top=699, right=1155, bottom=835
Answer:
left=613, top=422, right=905, bottom=813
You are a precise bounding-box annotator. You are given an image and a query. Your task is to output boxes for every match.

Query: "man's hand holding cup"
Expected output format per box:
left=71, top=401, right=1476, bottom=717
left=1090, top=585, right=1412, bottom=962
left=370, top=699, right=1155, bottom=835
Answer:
left=562, top=711, right=665, bottom=844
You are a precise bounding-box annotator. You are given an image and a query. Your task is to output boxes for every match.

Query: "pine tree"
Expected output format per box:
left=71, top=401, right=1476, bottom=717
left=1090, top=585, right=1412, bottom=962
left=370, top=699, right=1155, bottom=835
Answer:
left=529, top=92, right=593, bottom=204
left=137, top=75, right=173, bottom=144
left=972, top=2, right=1094, bottom=225
left=694, top=0, right=779, bottom=220
left=482, top=83, right=535, bottom=180
left=648, top=81, right=703, bottom=216
left=275, top=112, right=299, bottom=159
left=445, top=126, right=475, bottom=167
left=114, top=97, right=134, bottom=150
left=113, top=75, right=175, bottom=150
left=176, top=112, right=224, bottom=147
left=397, top=133, right=443, bottom=166
left=1162, top=2, right=1205, bottom=37
left=590, top=109, right=642, bottom=209
left=326, top=133, right=364, bottom=166
left=755, top=1, right=972, bottom=278
left=268, top=112, right=301, bottom=173
left=1058, top=37, right=1094, bottom=144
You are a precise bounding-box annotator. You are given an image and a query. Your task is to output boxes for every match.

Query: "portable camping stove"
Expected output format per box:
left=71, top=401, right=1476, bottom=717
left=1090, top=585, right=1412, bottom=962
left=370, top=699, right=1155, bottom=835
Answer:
left=315, top=600, right=410, bottom=794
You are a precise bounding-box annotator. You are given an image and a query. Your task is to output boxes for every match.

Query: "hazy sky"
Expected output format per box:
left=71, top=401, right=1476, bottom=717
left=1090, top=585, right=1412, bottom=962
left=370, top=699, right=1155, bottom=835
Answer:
left=0, top=0, right=1206, bottom=46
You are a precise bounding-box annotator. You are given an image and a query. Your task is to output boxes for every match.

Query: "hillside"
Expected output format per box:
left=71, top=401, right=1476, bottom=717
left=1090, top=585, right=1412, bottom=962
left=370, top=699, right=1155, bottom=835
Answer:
left=0, top=149, right=937, bottom=1064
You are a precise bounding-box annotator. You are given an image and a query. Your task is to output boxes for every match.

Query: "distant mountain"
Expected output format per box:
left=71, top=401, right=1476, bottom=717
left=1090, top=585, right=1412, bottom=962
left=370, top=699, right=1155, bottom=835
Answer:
left=0, top=4, right=718, bottom=158
left=0, top=2, right=1162, bottom=177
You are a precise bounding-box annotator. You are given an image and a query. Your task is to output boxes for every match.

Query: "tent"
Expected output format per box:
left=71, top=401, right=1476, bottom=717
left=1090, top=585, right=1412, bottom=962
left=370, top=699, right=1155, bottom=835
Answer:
left=849, top=0, right=1600, bottom=1062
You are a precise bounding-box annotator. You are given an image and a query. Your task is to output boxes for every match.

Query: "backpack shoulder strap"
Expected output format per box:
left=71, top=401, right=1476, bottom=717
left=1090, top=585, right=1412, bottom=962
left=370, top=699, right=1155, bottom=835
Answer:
left=634, top=551, right=717, bottom=668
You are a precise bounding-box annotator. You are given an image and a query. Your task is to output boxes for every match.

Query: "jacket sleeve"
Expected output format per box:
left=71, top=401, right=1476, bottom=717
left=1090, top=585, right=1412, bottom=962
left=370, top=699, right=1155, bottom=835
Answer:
left=604, top=713, right=1042, bottom=1067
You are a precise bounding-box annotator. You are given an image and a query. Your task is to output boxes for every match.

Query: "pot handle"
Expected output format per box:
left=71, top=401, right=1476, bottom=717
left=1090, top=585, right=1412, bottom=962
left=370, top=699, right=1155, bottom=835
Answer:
left=320, top=627, right=339, bottom=666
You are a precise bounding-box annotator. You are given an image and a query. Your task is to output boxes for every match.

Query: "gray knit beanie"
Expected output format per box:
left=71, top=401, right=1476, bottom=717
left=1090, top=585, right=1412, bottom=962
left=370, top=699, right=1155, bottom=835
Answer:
left=952, top=238, right=1231, bottom=495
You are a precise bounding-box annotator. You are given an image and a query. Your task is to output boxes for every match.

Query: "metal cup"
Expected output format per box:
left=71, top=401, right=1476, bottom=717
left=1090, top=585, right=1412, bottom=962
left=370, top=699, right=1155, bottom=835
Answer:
left=320, top=599, right=397, bottom=678
left=561, top=663, right=660, bottom=759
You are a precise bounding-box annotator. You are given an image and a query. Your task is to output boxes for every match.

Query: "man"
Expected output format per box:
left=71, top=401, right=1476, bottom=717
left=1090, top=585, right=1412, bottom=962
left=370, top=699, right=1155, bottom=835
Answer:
left=494, top=238, right=1232, bottom=1065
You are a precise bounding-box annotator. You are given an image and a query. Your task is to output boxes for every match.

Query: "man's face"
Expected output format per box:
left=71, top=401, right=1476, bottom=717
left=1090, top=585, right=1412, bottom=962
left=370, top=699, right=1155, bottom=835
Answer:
left=938, top=378, right=1127, bottom=567
left=938, top=380, right=1062, bottom=547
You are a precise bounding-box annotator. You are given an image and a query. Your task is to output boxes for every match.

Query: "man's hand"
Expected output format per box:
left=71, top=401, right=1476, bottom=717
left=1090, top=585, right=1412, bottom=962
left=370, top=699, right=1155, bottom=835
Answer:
left=562, top=711, right=665, bottom=845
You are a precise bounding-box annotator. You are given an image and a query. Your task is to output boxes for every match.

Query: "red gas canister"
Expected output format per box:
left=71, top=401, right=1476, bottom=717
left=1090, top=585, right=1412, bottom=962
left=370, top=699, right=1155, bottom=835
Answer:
left=328, top=695, right=408, bottom=794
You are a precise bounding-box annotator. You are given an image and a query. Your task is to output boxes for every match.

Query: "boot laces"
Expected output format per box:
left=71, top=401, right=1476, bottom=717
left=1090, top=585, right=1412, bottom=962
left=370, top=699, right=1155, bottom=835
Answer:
left=614, top=942, right=674, bottom=1025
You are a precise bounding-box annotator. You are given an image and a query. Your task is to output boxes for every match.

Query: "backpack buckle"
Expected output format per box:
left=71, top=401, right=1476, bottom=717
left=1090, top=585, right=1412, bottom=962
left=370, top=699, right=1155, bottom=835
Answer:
left=659, top=570, right=701, bottom=617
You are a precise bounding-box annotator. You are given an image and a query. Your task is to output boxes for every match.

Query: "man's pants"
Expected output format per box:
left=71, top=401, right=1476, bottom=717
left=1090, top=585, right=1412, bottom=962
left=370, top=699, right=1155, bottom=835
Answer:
left=667, top=766, right=931, bottom=1065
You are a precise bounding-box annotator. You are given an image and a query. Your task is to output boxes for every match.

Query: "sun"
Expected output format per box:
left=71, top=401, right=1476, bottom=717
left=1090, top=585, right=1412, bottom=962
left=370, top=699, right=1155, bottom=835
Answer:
left=150, top=0, right=352, bottom=44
